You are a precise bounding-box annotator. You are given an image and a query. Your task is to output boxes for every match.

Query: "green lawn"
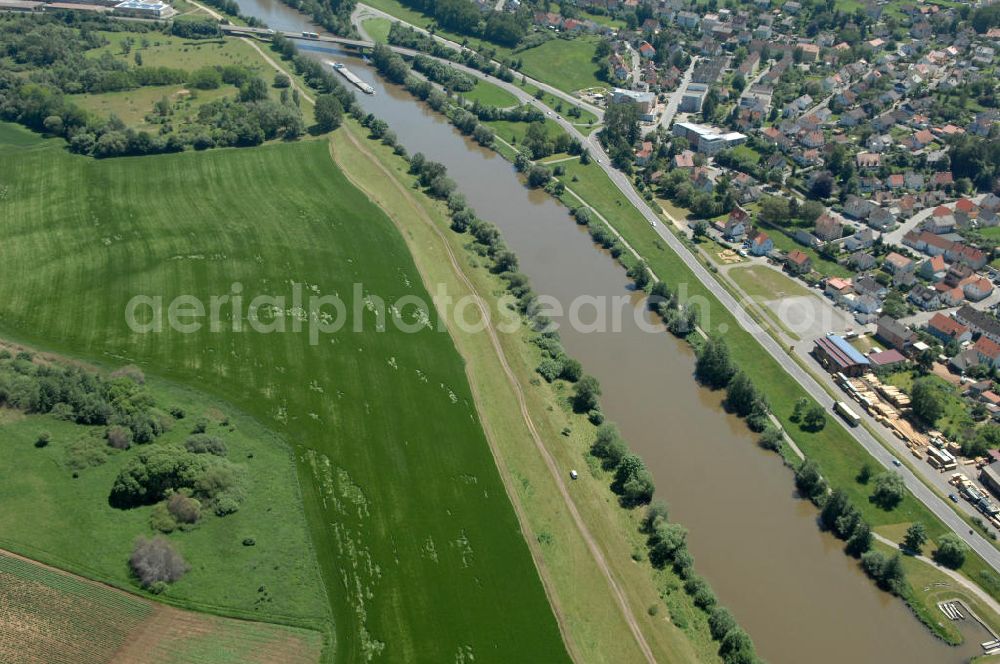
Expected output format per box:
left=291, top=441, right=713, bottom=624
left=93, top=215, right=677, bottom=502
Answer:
left=0, top=130, right=569, bottom=663
left=459, top=79, right=519, bottom=108
left=362, top=17, right=393, bottom=43
left=516, top=36, right=607, bottom=95
left=551, top=155, right=1000, bottom=618
left=92, top=33, right=260, bottom=70
left=728, top=264, right=813, bottom=302
left=485, top=118, right=568, bottom=147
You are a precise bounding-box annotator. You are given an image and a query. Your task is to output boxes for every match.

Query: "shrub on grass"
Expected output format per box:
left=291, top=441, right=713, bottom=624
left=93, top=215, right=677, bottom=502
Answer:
left=107, top=425, right=133, bottom=450
left=184, top=434, right=227, bottom=457
left=167, top=492, right=201, bottom=525
left=129, top=536, right=188, bottom=588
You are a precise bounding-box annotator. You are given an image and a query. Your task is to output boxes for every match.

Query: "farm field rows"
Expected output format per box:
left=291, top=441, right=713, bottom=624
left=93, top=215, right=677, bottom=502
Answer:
left=0, top=127, right=568, bottom=662
left=0, top=550, right=323, bottom=664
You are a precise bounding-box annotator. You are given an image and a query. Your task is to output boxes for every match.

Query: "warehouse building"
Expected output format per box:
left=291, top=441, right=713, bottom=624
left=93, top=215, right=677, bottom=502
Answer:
left=813, top=334, right=871, bottom=377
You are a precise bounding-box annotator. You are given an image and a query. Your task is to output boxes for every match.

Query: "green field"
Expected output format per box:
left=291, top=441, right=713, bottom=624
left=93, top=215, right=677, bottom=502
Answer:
left=516, top=37, right=607, bottom=95
left=70, top=85, right=237, bottom=130
left=362, top=17, right=393, bottom=43
left=0, top=129, right=569, bottom=662
left=460, top=79, right=519, bottom=107
left=728, top=264, right=813, bottom=302
left=0, top=551, right=323, bottom=664
left=485, top=117, right=568, bottom=147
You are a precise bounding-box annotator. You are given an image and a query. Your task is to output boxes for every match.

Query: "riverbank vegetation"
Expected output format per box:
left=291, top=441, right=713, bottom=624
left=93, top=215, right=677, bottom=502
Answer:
left=385, top=112, right=764, bottom=663
left=549, top=153, right=1000, bottom=642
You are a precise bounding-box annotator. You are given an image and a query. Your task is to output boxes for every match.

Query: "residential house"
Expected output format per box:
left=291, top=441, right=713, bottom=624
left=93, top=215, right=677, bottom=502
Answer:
left=722, top=205, right=750, bottom=241
left=844, top=228, right=874, bottom=252
left=635, top=141, right=654, bottom=166
left=749, top=230, right=773, bottom=256
left=925, top=206, right=956, bottom=234
left=825, top=277, right=853, bottom=303
left=937, top=285, right=965, bottom=308
left=927, top=312, right=971, bottom=344
left=814, top=214, right=843, bottom=242
left=976, top=337, right=1000, bottom=370
left=884, top=252, right=914, bottom=274
left=965, top=277, right=994, bottom=303
left=918, top=255, right=949, bottom=282
left=956, top=306, right=1000, bottom=344
left=844, top=195, right=875, bottom=220
left=876, top=315, right=916, bottom=352
left=673, top=150, right=696, bottom=170
left=946, top=243, right=989, bottom=270
left=909, top=284, right=942, bottom=310
left=786, top=249, right=812, bottom=275
left=856, top=152, right=882, bottom=170
left=850, top=251, right=877, bottom=271
left=868, top=207, right=896, bottom=231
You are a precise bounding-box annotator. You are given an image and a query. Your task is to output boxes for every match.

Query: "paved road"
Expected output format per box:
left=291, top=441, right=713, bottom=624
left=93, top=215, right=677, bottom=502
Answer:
left=647, top=56, right=697, bottom=136
left=328, top=7, right=1000, bottom=574
left=350, top=3, right=606, bottom=120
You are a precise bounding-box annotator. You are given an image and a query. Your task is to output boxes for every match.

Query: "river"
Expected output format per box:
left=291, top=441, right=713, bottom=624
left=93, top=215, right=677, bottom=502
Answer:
left=231, top=2, right=986, bottom=661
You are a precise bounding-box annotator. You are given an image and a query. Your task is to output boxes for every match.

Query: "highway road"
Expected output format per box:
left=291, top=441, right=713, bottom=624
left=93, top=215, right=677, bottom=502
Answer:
left=311, top=8, right=1000, bottom=572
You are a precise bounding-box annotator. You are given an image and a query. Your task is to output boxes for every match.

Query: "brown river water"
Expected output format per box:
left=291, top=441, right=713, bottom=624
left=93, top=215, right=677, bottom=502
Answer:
left=232, top=1, right=988, bottom=660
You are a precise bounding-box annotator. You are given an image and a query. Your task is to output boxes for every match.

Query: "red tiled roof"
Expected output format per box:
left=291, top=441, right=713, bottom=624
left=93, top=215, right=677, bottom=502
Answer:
left=928, top=313, right=968, bottom=337
left=976, top=336, right=1000, bottom=360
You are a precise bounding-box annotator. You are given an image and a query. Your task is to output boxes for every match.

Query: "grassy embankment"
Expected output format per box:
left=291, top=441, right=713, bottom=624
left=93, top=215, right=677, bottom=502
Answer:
left=0, top=551, right=322, bottom=664
left=329, top=118, right=720, bottom=663
left=361, top=17, right=393, bottom=43
left=548, top=155, right=1000, bottom=641
left=0, top=128, right=569, bottom=663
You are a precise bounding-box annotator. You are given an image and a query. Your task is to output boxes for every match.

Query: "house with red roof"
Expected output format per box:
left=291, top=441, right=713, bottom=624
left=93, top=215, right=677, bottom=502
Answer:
left=975, top=336, right=1000, bottom=369
left=918, top=255, right=948, bottom=281
left=749, top=230, right=773, bottom=256
left=965, top=277, right=994, bottom=302
left=946, top=243, right=989, bottom=270
left=927, top=313, right=971, bottom=344
left=786, top=250, right=812, bottom=275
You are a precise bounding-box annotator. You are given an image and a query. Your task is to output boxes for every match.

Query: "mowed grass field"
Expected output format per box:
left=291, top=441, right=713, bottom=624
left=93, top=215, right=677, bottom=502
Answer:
left=459, top=79, right=519, bottom=108
left=0, top=551, right=322, bottom=664
left=0, top=128, right=569, bottom=663
left=516, top=37, right=606, bottom=95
